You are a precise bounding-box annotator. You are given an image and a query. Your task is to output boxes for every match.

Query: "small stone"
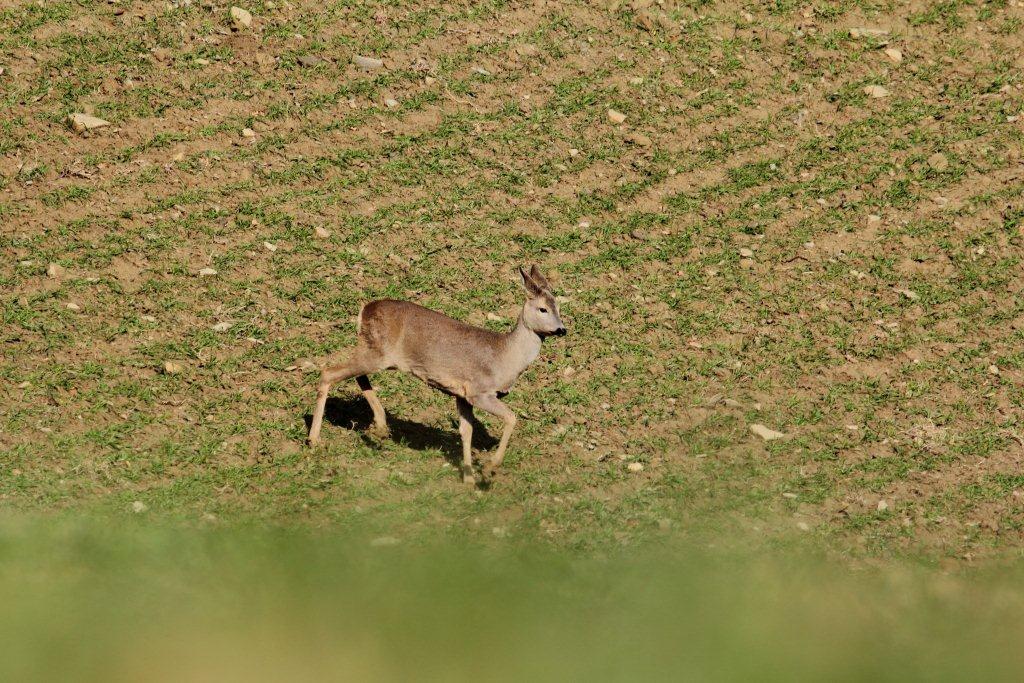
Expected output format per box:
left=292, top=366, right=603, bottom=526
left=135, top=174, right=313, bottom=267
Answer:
left=65, top=302, right=80, bottom=311
left=296, top=54, right=324, bottom=67
left=198, top=267, right=218, bottom=277
left=195, top=58, right=211, bottom=66
left=989, top=364, right=1000, bottom=376
left=896, top=288, right=919, bottom=301
left=864, top=85, right=889, bottom=99
left=630, top=229, right=649, bottom=240
left=241, top=127, right=256, bottom=139
left=578, top=220, right=590, bottom=228
left=562, top=366, right=576, bottom=378
left=162, top=361, right=184, bottom=375
left=927, top=152, right=949, bottom=172
left=68, top=113, right=111, bottom=134
left=629, top=76, right=644, bottom=86
left=624, top=131, right=652, bottom=147
left=850, top=27, right=889, bottom=39
left=230, top=6, right=252, bottom=28
left=750, top=423, right=786, bottom=441
left=353, top=55, right=384, bottom=70
left=626, top=462, right=644, bottom=473
left=383, top=97, right=399, bottom=108
left=131, top=501, right=148, bottom=513
left=877, top=499, right=889, bottom=511
left=739, top=247, right=754, bottom=258
left=884, top=47, right=903, bottom=64
left=152, top=47, right=173, bottom=63
left=424, top=76, right=437, bottom=85
left=796, top=521, right=810, bottom=531
left=607, top=108, right=626, bottom=124
left=141, top=315, right=157, bottom=323
left=739, top=258, right=755, bottom=269
left=46, top=263, right=65, bottom=279
left=212, top=321, right=232, bottom=332
left=263, top=241, right=277, bottom=252
left=486, top=312, right=504, bottom=322
left=491, top=526, right=507, bottom=538
left=314, top=226, right=331, bottom=238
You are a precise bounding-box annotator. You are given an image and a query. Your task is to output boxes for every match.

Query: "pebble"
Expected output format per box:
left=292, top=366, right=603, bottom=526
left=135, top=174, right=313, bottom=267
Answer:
left=383, top=97, right=399, bottom=108
left=242, top=127, right=256, bottom=138
left=162, top=361, right=184, bottom=375
left=750, top=423, right=786, bottom=441
left=314, top=226, right=331, bottom=238
left=65, top=302, right=80, bottom=311
left=212, top=321, right=232, bottom=332
left=739, top=247, right=754, bottom=258
left=877, top=500, right=889, bottom=511
left=354, top=55, right=384, bottom=70
left=230, top=6, right=252, bottom=28
left=607, top=108, right=626, bottom=124
left=927, top=152, right=948, bottom=172
left=131, top=501, right=148, bottom=513
left=67, top=113, right=111, bottom=134
left=850, top=27, right=889, bottom=38
left=884, top=47, right=903, bottom=64
left=624, top=131, right=652, bottom=147
left=46, top=263, right=65, bottom=279
left=296, top=54, right=324, bottom=67
left=198, top=267, right=218, bottom=276
left=263, top=241, right=277, bottom=252
left=864, top=85, right=889, bottom=99
left=627, top=462, right=644, bottom=473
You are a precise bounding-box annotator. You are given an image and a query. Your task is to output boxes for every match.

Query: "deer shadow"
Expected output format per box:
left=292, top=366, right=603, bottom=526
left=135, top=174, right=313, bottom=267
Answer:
left=306, top=395, right=499, bottom=466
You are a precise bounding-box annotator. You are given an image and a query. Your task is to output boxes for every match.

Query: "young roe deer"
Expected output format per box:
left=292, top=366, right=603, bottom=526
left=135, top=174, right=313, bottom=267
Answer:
left=307, top=265, right=566, bottom=485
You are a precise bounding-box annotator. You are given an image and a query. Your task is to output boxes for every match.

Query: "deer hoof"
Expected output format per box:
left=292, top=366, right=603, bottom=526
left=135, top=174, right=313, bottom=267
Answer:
left=481, top=464, right=498, bottom=484
left=461, top=465, right=477, bottom=485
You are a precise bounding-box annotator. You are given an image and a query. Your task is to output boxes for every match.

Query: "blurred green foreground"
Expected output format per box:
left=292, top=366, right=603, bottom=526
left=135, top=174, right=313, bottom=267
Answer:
left=1, top=517, right=1023, bottom=682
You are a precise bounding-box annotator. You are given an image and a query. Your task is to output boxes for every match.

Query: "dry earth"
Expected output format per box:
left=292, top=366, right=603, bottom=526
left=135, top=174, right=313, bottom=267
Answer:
left=2, top=0, right=1024, bottom=559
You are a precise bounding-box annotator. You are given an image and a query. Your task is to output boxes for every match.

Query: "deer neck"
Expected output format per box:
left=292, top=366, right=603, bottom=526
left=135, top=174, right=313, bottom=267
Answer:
left=498, top=313, right=542, bottom=381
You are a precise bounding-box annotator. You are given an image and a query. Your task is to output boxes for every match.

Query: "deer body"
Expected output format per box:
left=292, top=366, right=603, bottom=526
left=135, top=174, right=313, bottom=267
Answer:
left=307, top=266, right=565, bottom=485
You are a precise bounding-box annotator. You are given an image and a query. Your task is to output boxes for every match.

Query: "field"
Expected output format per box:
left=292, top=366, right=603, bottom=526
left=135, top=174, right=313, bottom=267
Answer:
left=2, top=0, right=1024, bottom=677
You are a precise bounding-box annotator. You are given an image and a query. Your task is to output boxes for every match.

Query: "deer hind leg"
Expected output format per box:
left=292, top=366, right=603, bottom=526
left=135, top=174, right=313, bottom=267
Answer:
left=470, top=393, right=517, bottom=484
left=357, top=375, right=388, bottom=436
left=307, top=348, right=383, bottom=446
left=455, top=397, right=476, bottom=485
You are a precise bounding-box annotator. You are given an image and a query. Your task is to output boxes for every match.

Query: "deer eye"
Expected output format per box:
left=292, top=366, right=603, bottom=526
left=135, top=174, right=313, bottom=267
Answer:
left=539, top=307, right=548, bottom=313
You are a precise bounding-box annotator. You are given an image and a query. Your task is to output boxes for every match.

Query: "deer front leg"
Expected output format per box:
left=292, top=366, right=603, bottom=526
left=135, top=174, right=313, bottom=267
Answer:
left=471, top=393, right=517, bottom=485
left=455, top=397, right=476, bottom=485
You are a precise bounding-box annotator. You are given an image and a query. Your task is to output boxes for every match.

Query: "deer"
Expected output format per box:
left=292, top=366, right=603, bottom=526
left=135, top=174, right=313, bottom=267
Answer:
left=307, top=265, right=566, bottom=486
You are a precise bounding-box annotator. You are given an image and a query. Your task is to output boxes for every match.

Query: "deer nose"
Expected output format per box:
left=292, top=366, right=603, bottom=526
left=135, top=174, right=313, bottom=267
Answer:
left=553, top=327, right=567, bottom=336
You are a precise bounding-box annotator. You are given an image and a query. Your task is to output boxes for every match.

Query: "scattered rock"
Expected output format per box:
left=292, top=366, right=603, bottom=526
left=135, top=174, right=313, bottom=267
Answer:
left=67, top=113, right=111, bottom=134
left=989, top=364, right=1000, bottom=376
left=46, top=263, right=65, bottom=279
left=750, top=423, right=786, bottom=441
left=131, top=501, right=148, bottom=513
left=486, top=312, right=504, bottom=322
left=140, top=315, right=157, bottom=323
left=296, top=54, right=324, bottom=67
left=230, top=6, right=252, bottom=29
left=152, top=47, right=173, bottom=63
left=198, top=267, right=217, bottom=277
left=896, top=288, right=919, bottom=301
left=877, top=499, right=889, bottom=511
left=630, top=229, right=649, bottom=240
left=927, top=152, right=949, bottom=172
left=739, top=247, right=754, bottom=258
left=864, top=85, right=889, bottom=99
left=212, top=321, right=232, bottom=332
left=884, top=47, right=903, bottom=64
left=314, top=226, right=331, bottom=238
left=739, top=258, right=755, bottom=269
left=627, top=462, right=644, bottom=473
left=263, top=241, right=277, bottom=252
left=383, top=97, right=399, bottom=108
left=241, top=127, right=256, bottom=138
left=850, top=27, right=889, bottom=39
left=354, top=55, right=384, bottom=70
left=607, top=108, right=626, bottom=124
left=65, top=302, right=80, bottom=311
left=624, top=131, right=652, bottom=146
left=162, top=361, right=184, bottom=375
left=195, top=58, right=211, bottom=66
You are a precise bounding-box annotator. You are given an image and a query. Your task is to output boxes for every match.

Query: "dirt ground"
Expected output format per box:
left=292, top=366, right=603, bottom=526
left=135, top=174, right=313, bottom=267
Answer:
left=2, top=0, right=1024, bottom=560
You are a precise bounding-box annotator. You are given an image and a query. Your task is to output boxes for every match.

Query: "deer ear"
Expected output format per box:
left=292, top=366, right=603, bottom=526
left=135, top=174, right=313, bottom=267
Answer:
left=528, top=264, right=551, bottom=291
left=520, top=266, right=542, bottom=295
